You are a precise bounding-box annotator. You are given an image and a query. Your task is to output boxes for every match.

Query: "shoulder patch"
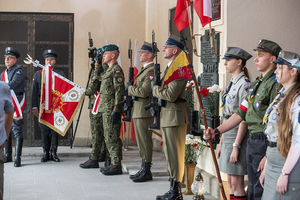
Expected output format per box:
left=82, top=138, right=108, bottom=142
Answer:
left=117, top=77, right=123, bottom=83
left=149, top=75, right=154, bottom=81
left=16, top=70, right=21, bottom=74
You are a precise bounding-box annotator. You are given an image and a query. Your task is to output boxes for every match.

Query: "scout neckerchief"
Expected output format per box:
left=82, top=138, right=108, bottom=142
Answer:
left=262, top=92, right=284, bottom=124
left=248, top=72, right=275, bottom=103
left=219, top=81, right=233, bottom=109
left=2, top=69, right=25, bottom=120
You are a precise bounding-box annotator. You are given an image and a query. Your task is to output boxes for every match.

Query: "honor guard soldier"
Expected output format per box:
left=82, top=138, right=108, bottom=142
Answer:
left=0, top=47, right=25, bottom=167
left=80, top=50, right=109, bottom=169
left=127, top=42, right=156, bottom=182
left=32, top=49, right=65, bottom=163
left=154, top=35, right=189, bottom=200
left=217, top=47, right=252, bottom=200
left=98, top=44, right=125, bottom=175
left=260, top=51, right=300, bottom=199
left=205, top=39, right=282, bottom=200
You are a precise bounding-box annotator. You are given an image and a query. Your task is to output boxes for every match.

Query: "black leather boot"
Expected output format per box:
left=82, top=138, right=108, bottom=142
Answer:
left=51, top=133, right=60, bottom=162
left=5, top=133, right=12, bottom=163
left=14, top=138, right=23, bottom=167
left=101, top=164, right=122, bottom=175
left=80, top=158, right=99, bottom=168
left=41, top=134, right=50, bottom=162
left=100, top=157, right=111, bottom=172
left=132, top=161, right=153, bottom=182
left=129, top=159, right=145, bottom=179
left=98, top=153, right=106, bottom=162
left=156, top=179, right=183, bottom=200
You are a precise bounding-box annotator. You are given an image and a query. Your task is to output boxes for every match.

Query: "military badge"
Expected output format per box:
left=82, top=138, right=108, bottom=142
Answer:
left=271, top=113, right=278, bottom=120
left=256, top=102, right=260, bottom=108
left=117, top=77, right=123, bottom=83
left=149, top=75, right=154, bottom=80
left=8, top=47, right=11, bottom=51
left=116, top=71, right=120, bottom=74
left=48, top=49, right=51, bottom=53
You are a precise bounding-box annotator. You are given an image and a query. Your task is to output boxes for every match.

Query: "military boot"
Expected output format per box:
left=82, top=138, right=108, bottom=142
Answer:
left=80, top=158, right=99, bottom=168
left=101, top=164, right=122, bottom=176
left=132, top=161, right=153, bottom=182
left=98, top=153, right=106, bottom=162
left=50, top=133, right=60, bottom=162
left=156, top=179, right=173, bottom=200
left=100, top=157, right=111, bottom=172
left=41, top=134, right=50, bottom=162
left=129, top=159, right=145, bottom=179
left=14, top=138, right=23, bottom=167
left=5, top=133, right=12, bottom=163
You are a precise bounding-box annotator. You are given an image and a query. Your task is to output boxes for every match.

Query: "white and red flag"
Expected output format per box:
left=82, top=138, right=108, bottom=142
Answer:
left=39, top=66, right=85, bottom=136
left=174, top=0, right=192, bottom=32
left=2, top=69, right=25, bottom=120
left=194, top=0, right=212, bottom=27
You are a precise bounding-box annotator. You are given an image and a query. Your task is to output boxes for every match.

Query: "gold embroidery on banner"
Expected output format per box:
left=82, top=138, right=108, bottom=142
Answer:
left=55, top=116, right=65, bottom=127
left=68, top=90, right=79, bottom=101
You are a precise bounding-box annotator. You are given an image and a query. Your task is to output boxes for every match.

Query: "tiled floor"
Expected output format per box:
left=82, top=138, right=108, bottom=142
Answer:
left=3, top=147, right=217, bottom=200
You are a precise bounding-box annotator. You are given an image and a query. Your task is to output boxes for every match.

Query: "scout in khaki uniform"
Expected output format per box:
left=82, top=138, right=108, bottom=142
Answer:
left=217, top=47, right=252, bottom=200
left=260, top=51, right=300, bottom=199
left=79, top=52, right=109, bottom=169
left=98, top=44, right=125, bottom=176
left=127, top=42, right=156, bottom=182
left=204, top=39, right=282, bottom=200
left=154, top=35, right=189, bottom=200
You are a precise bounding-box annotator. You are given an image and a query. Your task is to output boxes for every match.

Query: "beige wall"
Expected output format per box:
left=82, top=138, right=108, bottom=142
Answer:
left=0, top=0, right=146, bottom=145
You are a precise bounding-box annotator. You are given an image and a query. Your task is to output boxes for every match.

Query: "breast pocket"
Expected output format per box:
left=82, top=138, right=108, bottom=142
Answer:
left=101, top=76, right=113, bottom=91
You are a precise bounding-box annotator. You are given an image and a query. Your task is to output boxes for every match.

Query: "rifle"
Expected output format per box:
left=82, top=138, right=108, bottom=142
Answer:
left=70, top=32, right=96, bottom=148
left=144, top=30, right=163, bottom=130
left=180, top=34, right=227, bottom=200
left=119, top=39, right=133, bottom=122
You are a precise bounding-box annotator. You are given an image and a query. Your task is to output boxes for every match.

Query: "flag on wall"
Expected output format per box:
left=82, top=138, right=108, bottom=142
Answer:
left=39, top=67, right=85, bottom=136
left=161, top=50, right=192, bottom=91
left=194, top=0, right=212, bottom=27
left=174, top=0, right=192, bottom=32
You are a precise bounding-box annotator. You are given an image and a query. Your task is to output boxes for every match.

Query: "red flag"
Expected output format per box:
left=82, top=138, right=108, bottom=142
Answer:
left=174, top=0, right=191, bottom=32
left=39, top=68, right=85, bottom=136
left=194, top=0, right=212, bottom=27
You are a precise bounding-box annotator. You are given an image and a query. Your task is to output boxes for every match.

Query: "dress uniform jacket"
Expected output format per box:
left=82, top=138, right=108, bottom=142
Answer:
left=128, top=62, right=154, bottom=118
left=152, top=66, right=189, bottom=181
left=219, top=72, right=250, bottom=175
left=128, top=62, right=154, bottom=162
left=262, top=86, right=300, bottom=200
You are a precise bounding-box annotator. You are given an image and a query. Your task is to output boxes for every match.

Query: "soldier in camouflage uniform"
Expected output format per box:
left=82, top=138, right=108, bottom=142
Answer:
left=98, top=44, right=125, bottom=176
left=79, top=52, right=109, bottom=169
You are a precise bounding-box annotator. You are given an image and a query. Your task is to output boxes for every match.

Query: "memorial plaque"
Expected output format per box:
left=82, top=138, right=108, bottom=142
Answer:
left=199, top=29, right=220, bottom=128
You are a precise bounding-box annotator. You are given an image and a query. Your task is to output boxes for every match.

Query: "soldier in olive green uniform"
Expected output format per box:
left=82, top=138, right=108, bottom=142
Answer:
left=127, top=42, right=156, bottom=182
left=98, top=44, right=125, bottom=176
left=204, top=39, right=282, bottom=200
left=79, top=53, right=109, bottom=169
left=154, top=35, right=189, bottom=200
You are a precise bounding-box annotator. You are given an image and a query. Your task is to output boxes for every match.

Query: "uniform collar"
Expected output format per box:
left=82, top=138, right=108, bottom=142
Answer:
left=143, top=62, right=153, bottom=68
left=231, top=71, right=245, bottom=84
left=280, top=83, right=296, bottom=95
left=7, top=64, right=17, bottom=72
left=261, top=67, right=276, bottom=81
left=106, top=62, right=118, bottom=72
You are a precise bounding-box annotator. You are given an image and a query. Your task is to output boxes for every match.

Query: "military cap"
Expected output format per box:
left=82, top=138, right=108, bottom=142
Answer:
left=43, top=49, right=58, bottom=59
left=102, top=44, right=119, bottom=53
left=139, top=41, right=159, bottom=52
left=273, top=50, right=300, bottom=68
left=5, top=47, right=20, bottom=59
left=163, top=35, right=184, bottom=50
left=253, top=39, right=282, bottom=57
left=222, top=47, right=252, bottom=61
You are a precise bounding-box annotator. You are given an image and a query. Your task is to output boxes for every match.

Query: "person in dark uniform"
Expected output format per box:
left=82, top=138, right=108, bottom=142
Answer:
left=0, top=47, right=25, bottom=167
left=32, top=49, right=65, bottom=163
left=154, top=35, right=189, bottom=200
left=204, top=39, right=282, bottom=200
left=127, top=42, right=156, bottom=182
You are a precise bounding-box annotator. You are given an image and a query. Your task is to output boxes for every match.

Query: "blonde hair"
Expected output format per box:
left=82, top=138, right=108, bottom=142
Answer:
left=277, top=67, right=300, bottom=157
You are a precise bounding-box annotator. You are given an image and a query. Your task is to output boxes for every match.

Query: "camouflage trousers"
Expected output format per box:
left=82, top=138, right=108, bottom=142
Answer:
left=89, top=110, right=107, bottom=160
left=101, top=112, right=122, bottom=165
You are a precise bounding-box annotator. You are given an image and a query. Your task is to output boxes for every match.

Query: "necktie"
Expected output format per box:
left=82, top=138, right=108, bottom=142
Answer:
left=262, top=92, right=284, bottom=124
left=219, top=81, right=233, bottom=109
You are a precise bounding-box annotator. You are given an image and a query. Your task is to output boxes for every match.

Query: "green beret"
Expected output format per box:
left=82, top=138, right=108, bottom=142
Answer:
left=102, top=44, right=119, bottom=53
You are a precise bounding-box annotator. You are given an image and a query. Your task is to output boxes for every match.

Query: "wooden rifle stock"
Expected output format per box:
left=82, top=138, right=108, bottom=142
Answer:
left=186, top=51, right=227, bottom=200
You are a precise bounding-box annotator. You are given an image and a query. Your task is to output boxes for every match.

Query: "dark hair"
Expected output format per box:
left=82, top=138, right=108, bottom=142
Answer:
left=240, top=59, right=250, bottom=79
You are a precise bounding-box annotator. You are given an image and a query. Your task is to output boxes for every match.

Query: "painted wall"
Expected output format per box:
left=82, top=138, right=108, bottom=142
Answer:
left=0, top=0, right=146, bottom=145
